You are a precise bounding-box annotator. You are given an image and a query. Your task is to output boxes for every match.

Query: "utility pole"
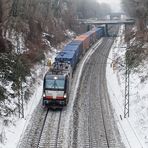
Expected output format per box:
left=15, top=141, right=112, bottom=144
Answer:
left=124, top=24, right=130, bottom=118
left=124, top=54, right=130, bottom=118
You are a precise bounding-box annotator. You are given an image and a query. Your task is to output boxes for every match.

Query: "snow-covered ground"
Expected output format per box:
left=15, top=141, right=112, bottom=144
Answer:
left=0, top=30, right=75, bottom=148
left=106, top=25, right=148, bottom=148
left=0, top=47, right=57, bottom=148
left=1, top=26, right=148, bottom=148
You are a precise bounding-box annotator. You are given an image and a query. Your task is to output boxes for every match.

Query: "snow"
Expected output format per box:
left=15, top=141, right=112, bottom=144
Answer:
left=0, top=46, right=57, bottom=148
left=5, top=82, right=42, bottom=148
left=5, top=30, right=26, bottom=53
left=0, top=66, right=43, bottom=148
left=64, top=30, right=76, bottom=38
left=1, top=27, right=148, bottom=148
left=0, top=29, right=76, bottom=148
left=106, top=25, right=148, bottom=148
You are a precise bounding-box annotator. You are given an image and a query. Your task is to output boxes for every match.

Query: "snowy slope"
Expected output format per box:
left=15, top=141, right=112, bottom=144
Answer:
left=106, top=25, right=148, bottom=148
left=0, top=30, right=74, bottom=148
left=0, top=48, right=57, bottom=148
left=1, top=26, right=148, bottom=148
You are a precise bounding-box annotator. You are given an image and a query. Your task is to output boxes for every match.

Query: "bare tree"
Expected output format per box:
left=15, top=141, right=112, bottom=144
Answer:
left=122, top=0, right=148, bottom=31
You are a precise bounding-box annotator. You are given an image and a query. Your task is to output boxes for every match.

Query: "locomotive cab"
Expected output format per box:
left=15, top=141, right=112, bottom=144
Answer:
left=42, top=74, right=69, bottom=108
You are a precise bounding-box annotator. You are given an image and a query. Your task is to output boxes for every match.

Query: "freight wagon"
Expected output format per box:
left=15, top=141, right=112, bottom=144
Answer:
left=42, top=27, right=105, bottom=108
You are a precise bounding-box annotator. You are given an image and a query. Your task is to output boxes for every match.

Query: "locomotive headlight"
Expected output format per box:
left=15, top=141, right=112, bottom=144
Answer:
left=64, top=94, right=67, bottom=98
left=43, top=93, right=46, bottom=97
left=54, top=76, right=58, bottom=80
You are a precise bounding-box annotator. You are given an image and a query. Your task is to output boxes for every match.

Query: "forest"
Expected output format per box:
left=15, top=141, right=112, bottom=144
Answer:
left=0, top=0, right=111, bottom=117
left=0, top=0, right=148, bottom=118
left=0, top=0, right=148, bottom=147
left=122, top=0, right=148, bottom=69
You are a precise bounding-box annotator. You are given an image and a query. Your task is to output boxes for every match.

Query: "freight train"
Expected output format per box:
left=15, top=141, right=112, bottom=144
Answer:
left=42, top=27, right=105, bottom=108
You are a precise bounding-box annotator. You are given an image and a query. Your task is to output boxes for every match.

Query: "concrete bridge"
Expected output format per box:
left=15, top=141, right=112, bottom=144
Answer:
left=77, top=19, right=135, bottom=36
left=80, top=19, right=135, bottom=25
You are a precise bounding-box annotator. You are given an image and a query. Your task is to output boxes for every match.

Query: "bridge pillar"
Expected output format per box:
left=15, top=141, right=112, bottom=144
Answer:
left=87, top=24, right=90, bottom=31
left=105, top=24, right=109, bottom=37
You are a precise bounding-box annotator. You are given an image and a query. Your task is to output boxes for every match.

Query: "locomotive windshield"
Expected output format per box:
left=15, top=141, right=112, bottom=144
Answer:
left=44, top=75, right=65, bottom=90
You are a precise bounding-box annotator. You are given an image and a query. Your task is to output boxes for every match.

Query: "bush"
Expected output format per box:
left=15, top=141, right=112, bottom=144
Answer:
left=126, top=47, right=147, bottom=69
left=0, top=86, right=7, bottom=101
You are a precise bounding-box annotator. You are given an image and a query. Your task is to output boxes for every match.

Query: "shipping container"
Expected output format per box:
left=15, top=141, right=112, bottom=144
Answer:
left=92, top=30, right=97, bottom=42
left=63, top=46, right=79, bottom=63
left=95, top=28, right=101, bottom=39
left=74, top=35, right=90, bottom=54
left=55, top=51, right=77, bottom=70
left=96, top=27, right=105, bottom=39
left=64, top=40, right=83, bottom=60
left=84, top=30, right=96, bottom=45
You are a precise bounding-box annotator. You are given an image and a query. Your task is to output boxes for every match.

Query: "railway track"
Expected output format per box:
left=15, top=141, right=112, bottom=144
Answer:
left=18, top=27, right=125, bottom=148
left=37, top=110, right=62, bottom=148
left=18, top=104, right=64, bottom=148
left=17, top=102, right=48, bottom=148
left=99, top=38, right=122, bottom=147
left=71, top=38, right=125, bottom=148
left=71, top=26, right=124, bottom=148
